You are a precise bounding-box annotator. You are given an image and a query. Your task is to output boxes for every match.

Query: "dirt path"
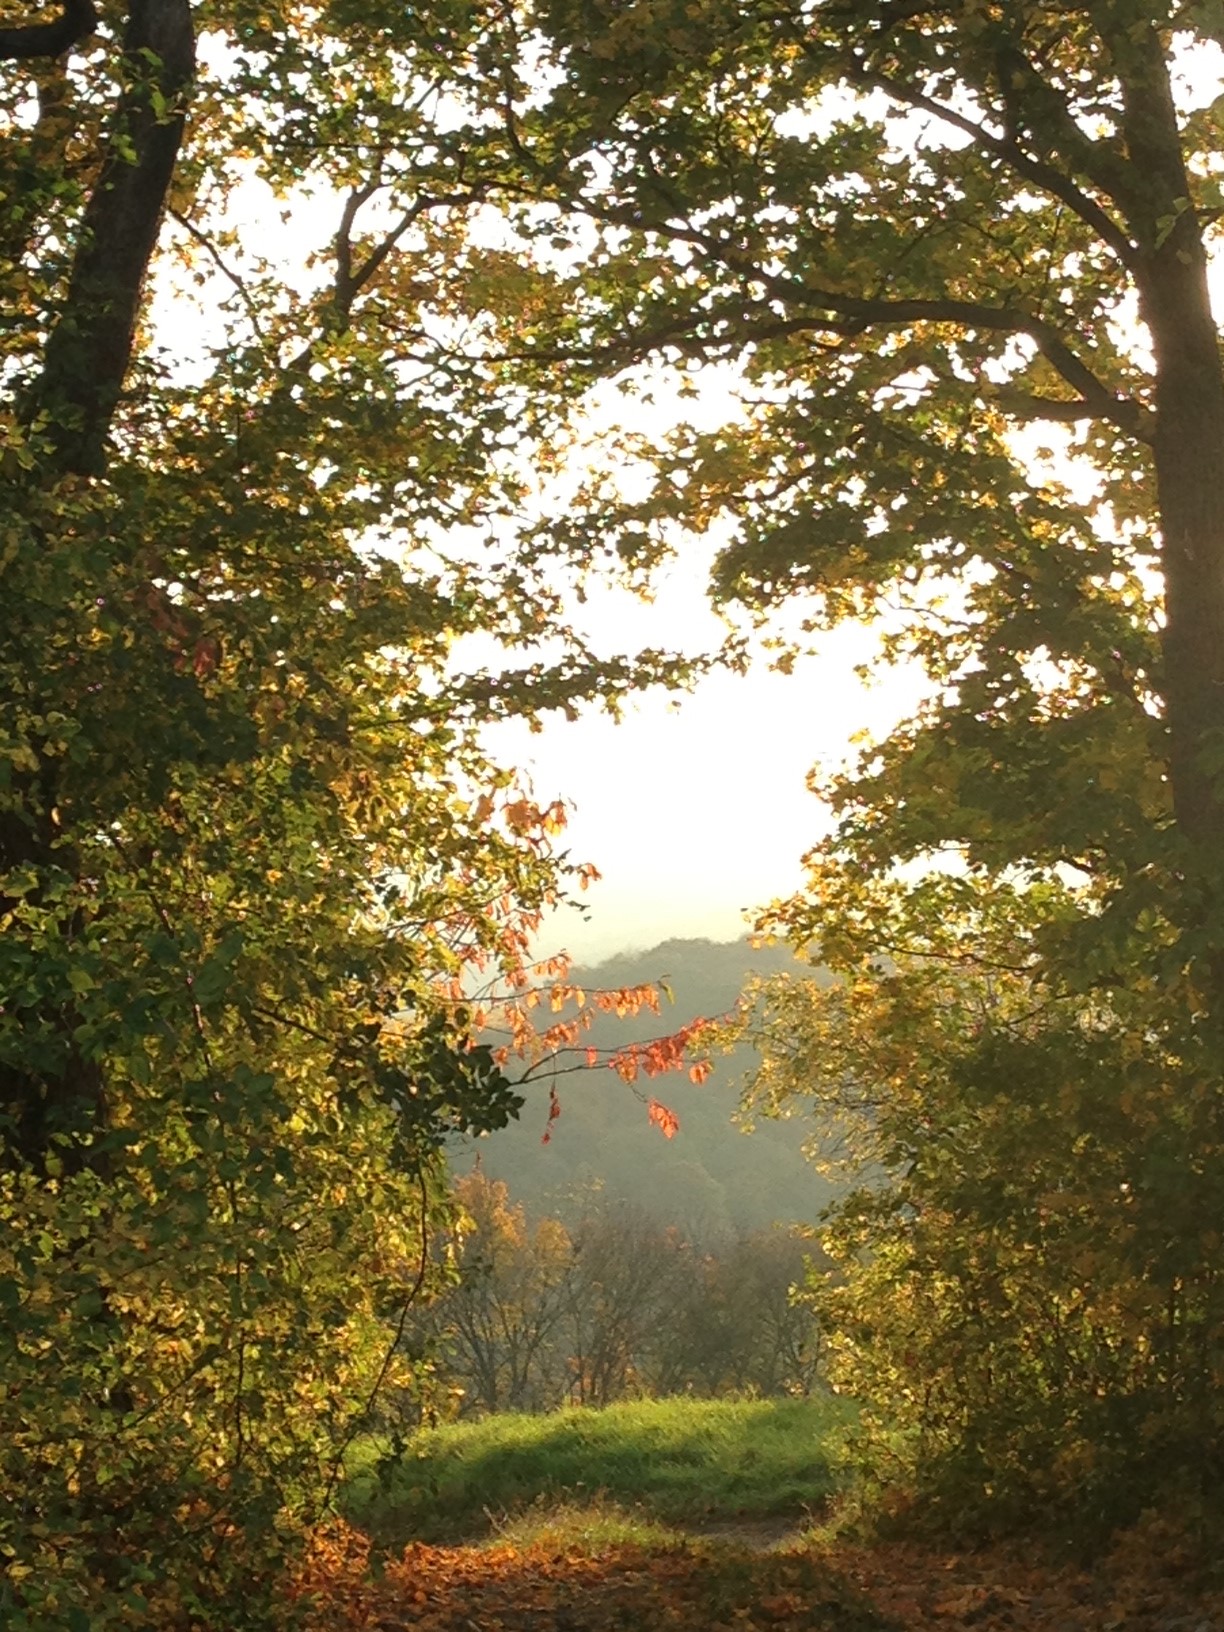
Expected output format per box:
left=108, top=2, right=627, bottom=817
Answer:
left=680, top=1514, right=813, bottom=1551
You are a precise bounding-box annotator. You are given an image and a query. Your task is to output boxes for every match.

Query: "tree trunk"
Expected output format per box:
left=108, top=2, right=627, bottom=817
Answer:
left=30, top=0, right=195, bottom=474
left=1, top=0, right=195, bottom=1170
left=1148, top=251, right=1224, bottom=863
left=1119, top=26, right=1224, bottom=896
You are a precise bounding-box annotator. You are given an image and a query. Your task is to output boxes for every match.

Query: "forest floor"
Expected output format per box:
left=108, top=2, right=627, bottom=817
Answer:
left=327, top=1402, right=1224, bottom=1632
left=300, top=1517, right=1224, bottom=1632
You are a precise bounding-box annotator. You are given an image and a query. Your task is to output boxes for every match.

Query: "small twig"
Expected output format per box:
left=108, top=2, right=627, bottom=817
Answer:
left=168, top=208, right=269, bottom=344
left=248, top=1001, right=343, bottom=1050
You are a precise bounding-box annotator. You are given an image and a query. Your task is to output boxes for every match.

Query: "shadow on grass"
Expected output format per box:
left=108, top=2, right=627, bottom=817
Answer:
left=341, top=1395, right=856, bottom=1549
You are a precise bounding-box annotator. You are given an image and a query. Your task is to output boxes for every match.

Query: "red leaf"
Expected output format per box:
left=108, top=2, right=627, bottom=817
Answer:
left=647, top=1099, right=680, bottom=1140
left=192, top=635, right=220, bottom=678
left=541, top=1083, right=562, bottom=1145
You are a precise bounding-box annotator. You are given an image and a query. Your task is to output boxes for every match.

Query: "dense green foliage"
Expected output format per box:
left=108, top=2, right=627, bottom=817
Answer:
left=343, top=1395, right=851, bottom=1545
left=727, top=904, right=1224, bottom=1535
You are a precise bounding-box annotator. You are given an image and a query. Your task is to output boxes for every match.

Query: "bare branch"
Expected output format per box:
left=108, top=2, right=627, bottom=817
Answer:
left=168, top=209, right=269, bottom=344
left=0, top=0, right=96, bottom=62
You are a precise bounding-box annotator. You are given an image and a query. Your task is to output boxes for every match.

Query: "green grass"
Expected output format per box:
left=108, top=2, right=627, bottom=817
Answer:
left=487, top=1493, right=685, bottom=1551
left=342, top=1394, right=855, bottom=1546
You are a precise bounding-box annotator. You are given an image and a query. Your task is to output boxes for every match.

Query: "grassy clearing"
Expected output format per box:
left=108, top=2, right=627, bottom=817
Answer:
left=343, top=1394, right=854, bottom=1546
left=487, top=1493, right=684, bottom=1551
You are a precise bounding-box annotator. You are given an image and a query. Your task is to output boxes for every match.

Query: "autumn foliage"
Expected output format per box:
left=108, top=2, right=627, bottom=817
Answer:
left=295, top=1527, right=884, bottom=1632
left=11, top=0, right=1224, bottom=1620
left=289, top=1517, right=1224, bottom=1632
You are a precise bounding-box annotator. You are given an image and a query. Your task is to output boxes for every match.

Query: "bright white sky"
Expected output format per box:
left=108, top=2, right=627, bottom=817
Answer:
left=486, top=569, right=921, bottom=966
left=494, top=631, right=919, bottom=965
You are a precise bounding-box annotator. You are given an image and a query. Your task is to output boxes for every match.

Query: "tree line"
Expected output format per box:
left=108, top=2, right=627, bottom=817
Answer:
left=394, top=1172, right=822, bottom=1422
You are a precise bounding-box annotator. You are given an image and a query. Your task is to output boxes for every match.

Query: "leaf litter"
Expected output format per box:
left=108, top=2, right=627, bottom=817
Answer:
left=295, top=1517, right=1224, bottom=1632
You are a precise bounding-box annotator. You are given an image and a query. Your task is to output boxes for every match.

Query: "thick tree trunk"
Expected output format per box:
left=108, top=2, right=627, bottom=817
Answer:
left=1148, top=253, right=1224, bottom=862
left=1, top=1, right=195, bottom=1168
left=1117, top=26, right=1224, bottom=882
left=30, top=0, right=195, bottom=473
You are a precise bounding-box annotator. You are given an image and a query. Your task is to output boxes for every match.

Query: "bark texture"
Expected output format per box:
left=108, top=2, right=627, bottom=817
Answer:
left=1122, top=27, right=1224, bottom=861
left=31, top=0, right=196, bottom=474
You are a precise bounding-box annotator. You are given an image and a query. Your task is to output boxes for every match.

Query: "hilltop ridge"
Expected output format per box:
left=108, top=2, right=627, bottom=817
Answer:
left=459, top=936, right=834, bottom=1234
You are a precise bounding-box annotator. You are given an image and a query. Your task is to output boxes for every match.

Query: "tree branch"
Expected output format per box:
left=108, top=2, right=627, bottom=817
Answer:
left=169, top=208, right=269, bottom=344
left=991, top=389, right=1153, bottom=436
left=0, top=0, right=96, bottom=61
left=28, top=0, right=195, bottom=474
left=332, top=176, right=382, bottom=311
left=851, top=61, right=1139, bottom=271
left=318, top=1162, right=433, bottom=1518
left=283, top=184, right=489, bottom=377
left=345, top=184, right=491, bottom=307
left=725, top=259, right=1146, bottom=436
left=563, top=193, right=1148, bottom=436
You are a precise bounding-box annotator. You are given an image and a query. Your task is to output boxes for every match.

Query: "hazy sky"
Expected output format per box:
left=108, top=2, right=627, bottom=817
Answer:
left=485, top=568, right=924, bottom=966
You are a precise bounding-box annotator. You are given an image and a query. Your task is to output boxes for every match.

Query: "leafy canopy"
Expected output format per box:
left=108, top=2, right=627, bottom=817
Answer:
left=0, top=1, right=697, bottom=1625
left=365, top=0, right=1224, bottom=1526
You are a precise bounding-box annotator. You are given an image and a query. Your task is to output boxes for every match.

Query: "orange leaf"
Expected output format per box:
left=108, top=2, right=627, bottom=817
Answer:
left=541, top=1083, right=562, bottom=1144
left=647, top=1099, right=680, bottom=1139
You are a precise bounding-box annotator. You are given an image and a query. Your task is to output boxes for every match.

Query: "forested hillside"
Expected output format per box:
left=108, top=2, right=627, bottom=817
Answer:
left=461, top=937, right=836, bottom=1233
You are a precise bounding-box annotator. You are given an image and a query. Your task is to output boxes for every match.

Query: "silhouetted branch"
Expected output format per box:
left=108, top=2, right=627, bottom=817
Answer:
left=0, top=0, right=96, bottom=62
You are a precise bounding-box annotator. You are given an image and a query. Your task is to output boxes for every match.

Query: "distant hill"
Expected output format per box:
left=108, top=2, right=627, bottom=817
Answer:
left=452, top=937, right=835, bottom=1236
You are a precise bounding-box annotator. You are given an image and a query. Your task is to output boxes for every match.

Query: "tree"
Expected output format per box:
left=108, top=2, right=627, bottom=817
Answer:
left=647, top=1228, right=823, bottom=1399
left=0, top=5, right=681, bottom=1626
left=432, top=1171, right=578, bottom=1414
left=724, top=884, right=1224, bottom=1533
left=369, top=1, right=1224, bottom=1521
left=402, top=0, right=1224, bottom=990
